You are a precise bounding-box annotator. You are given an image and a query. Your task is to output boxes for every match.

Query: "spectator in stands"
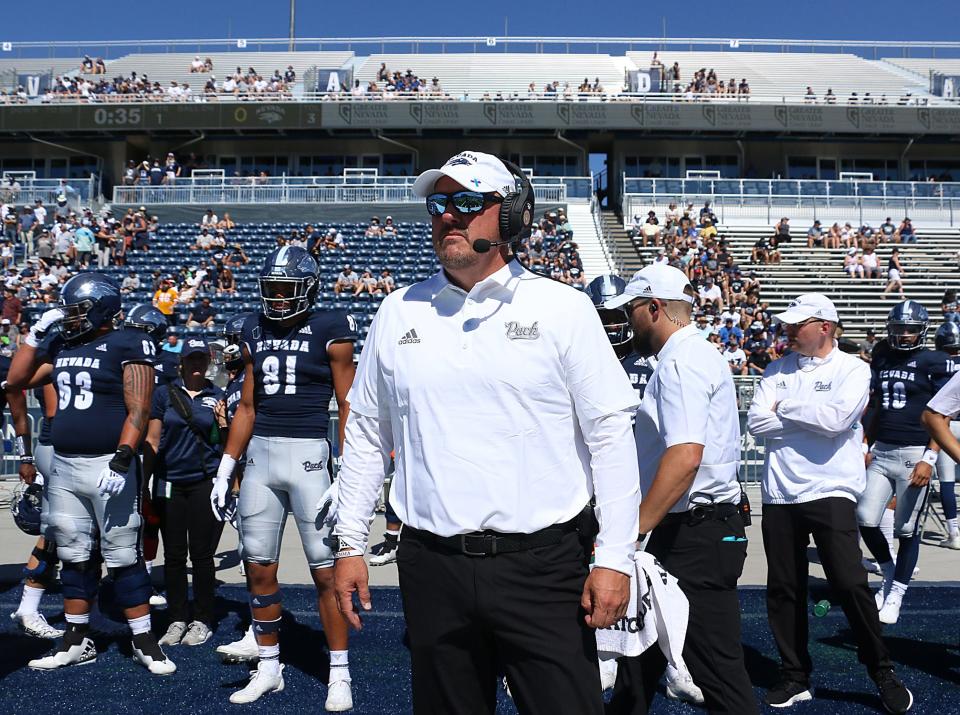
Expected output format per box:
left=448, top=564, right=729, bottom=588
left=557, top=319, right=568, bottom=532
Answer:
left=804, top=86, right=816, bottom=103
left=334, top=265, right=358, bottom=294
left=698, top=275, right=722, bottom=310
left=861, top=245, right=880, bottom=279
left=193, top=227, right=214, bottom=251
left=0, top=241, right=12, bottom=270
left=200, top=208, right=218, bottom=228
left=74, top=221, right=95, bottom=268
left=745, top=337, right=773, bottom=376
left=879, top=217, right=897, bottom=244
left=36, top=230, right=53, bottom=261
left=2, top=288, right=21, bottom=325
left=859, top=328, right=878, bottom=363
left=806, top=220, right=824, bottom=249
left=942, top=289, right=960, bottom=324
left=723, top=338, right=747, bottom=374
left=640, top=215, right=661, bottom=247
left=324, top=227, right=345, bottom=251
left=382, top=216, right=398, bottom=238
left=353, top=270, right=379, bottom=296
left=825, top=88, right=836, bottom=104
left=217, top=265, right=236, bottom=295
left=897, top=218, right=916, bottom=244
left=186, top=297, right=216, bottom=329
left=844, top=248, right=865, bottom=279
left=774, top=217, right=792, bottom=243
left=719, top=317, right=744, bottom=345
left=379, top=269, right=395, bottom=294
left=121, top=270, right=141, bottom=294
left=216, top=212, right=235, bottom=231
left=190, top=56, right=204, bottom=73
left=365, top=217, right=383, bottom=238
left=752, top=234, right=779, bottom=265
left=883, top=247, right=906, bottom=300
left=153, top=277, right=179, bottom=317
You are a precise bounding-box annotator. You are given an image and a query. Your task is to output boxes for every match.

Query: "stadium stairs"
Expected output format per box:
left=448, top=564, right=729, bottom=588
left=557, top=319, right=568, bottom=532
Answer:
left=565, top=203, right=613, bottom=279
left=608, top=222, right=960, bottom=340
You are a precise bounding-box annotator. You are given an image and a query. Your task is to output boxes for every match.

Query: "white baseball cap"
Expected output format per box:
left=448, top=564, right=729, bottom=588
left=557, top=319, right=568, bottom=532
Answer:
left=603, top=264, right=695, bottom=309
left=774, top=293, right=839, bottom=324
left=412, top=150, right=516, bottom=198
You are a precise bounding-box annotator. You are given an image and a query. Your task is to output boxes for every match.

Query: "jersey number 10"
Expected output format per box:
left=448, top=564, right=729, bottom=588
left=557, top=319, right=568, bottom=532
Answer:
left=263, top=355, right=297, bottom=395
left=880, top=380, right=906, bottom=410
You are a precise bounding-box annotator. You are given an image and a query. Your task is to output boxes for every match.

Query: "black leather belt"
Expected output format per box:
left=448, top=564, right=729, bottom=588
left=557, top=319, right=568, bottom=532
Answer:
left=661, top=502, right=738, bottom=526
left=403, top=518, right=578, bottom=557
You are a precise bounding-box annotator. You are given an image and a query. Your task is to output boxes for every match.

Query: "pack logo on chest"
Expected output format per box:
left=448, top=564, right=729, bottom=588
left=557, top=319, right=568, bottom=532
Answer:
left=504, top=321, right=540, bottom=340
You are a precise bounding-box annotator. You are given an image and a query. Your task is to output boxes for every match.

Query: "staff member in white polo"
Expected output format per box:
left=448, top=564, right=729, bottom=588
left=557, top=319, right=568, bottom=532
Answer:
left=604, top=264, right=759, bottom=715
left=332, top=150, right=641, bottom=715
left=747, top=293, right=913, bottom=714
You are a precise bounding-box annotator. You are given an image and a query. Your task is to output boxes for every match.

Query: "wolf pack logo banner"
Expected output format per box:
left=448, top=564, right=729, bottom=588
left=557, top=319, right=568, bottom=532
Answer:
left=315, top=69, right=353, bottom=93
left=18, top=73, right=51, bottom=97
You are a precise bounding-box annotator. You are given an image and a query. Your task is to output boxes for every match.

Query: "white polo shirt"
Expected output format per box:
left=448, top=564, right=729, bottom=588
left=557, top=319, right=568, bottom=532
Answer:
left=928, top=370, right=960, bottom=417
left=634, top=324, right=742, bottom=511
left=336, top=260, right=641, bottom=574
left=747, top=346, right=870, bottom=505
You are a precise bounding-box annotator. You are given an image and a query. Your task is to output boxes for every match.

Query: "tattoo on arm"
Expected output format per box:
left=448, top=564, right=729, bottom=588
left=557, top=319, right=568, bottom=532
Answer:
left=123, top=363, right=155, bottom=434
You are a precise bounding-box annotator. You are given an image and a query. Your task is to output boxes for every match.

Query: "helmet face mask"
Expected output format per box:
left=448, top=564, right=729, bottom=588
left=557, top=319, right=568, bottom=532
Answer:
left=596, top=308, right=633, bottom=350
left=585, top=274, right=633, bottom=357
left=59, top=300, right=94, bottom=341
left=886, top=300, right=929, bottom=351
left=258, top=247, right=319, bottom=322
left=58, top=273, right=122, bottom=343
left=11, top=482, right=42, bottom=536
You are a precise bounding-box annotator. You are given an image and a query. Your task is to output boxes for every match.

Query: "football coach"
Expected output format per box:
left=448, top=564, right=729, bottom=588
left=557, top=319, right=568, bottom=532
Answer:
left=333, top=150, right=641, bottom=715
left=604, top=264, right=759, bottom=715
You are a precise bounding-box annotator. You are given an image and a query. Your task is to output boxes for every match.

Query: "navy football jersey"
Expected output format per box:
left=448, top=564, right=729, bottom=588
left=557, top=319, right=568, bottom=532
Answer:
left=38, top=329, right=156, bottom=455
left=242, top=310, right=357, bottom=439
left=620, top=351, right=655, bottom=402
left=226, top=371, right=245, bottom=423
left=871, top=343, right=952, bottom=447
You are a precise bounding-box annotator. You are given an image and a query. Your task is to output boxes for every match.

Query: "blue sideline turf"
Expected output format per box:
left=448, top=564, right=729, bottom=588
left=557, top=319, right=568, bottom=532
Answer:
left=0, top=583, right=957, bottom=714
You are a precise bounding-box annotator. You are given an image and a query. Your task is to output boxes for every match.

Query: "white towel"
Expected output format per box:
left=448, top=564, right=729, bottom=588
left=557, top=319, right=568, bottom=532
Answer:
left=594, top=550, right=689, bottom=670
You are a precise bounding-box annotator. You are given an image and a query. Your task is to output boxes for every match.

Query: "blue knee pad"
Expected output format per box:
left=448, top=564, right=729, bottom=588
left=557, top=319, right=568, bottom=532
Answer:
left=61, top=560, right=101, bottom=601
left=109, top=562, right=152, bottom=609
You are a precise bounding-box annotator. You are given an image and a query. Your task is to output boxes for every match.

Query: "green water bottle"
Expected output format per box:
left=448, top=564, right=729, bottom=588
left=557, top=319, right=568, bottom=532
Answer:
left=813, top=600, right=831, bottom=617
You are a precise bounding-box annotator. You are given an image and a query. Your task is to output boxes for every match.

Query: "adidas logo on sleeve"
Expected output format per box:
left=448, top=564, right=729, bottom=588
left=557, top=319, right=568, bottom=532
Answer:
left=398, top=328, right=421, bottom=345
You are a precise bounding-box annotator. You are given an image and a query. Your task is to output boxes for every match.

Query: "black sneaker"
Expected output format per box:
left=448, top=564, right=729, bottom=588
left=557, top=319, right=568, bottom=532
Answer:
left=764, top=679, right=813, bottom=708
left=873, top=668, right=913, bottom=714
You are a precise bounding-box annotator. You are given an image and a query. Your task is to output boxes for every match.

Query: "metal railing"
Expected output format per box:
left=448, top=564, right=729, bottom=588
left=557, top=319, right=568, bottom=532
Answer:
left=5, top=91, right=954, bottom=106
left=590, top=196, right=625, bottom=275
left=112, top=175, right=590, bottom=206
left=0, top=175, right=97, bottom=209
left=623, top=177, right=960, bottom=227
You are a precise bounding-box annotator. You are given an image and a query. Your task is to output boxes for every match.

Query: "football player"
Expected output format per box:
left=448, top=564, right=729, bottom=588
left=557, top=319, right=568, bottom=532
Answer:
left=215, top=313, right=260, bottom=664
left=125, top=303, right=171, bottom=605
left=7, top=273, right=174, bottom=674
left=932, top=322, right=960, bottom=548
left=212, top=247, right=357, bottom=708
left=858, top=301, right=951, bottom=624
left=586, top=274, right=655, bottom=401
left=7, top=369, right=63, bottom=639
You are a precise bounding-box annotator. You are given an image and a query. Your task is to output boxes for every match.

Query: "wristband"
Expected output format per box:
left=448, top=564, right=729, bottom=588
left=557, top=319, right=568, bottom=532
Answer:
left=921, top=449, right=938, bottom=466
left=109, top=444, right=135, bottom=474
left=15, top=435, right=31, bottom=458
left=217, top=454, right=237, bottom=481
left=20, top=456, right=35, bottom=464
left=333, top=540, right=364, bottom=560
left=24, top=331, right=41, bottom=348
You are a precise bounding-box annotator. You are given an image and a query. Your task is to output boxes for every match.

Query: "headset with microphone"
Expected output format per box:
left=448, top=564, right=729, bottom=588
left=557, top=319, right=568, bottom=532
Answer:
left=472, top=159, right=535, bottom=254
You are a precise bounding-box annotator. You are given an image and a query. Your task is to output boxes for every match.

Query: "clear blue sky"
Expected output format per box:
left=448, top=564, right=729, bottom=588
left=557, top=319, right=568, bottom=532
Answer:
left=4, top=0, right=960, bottom=48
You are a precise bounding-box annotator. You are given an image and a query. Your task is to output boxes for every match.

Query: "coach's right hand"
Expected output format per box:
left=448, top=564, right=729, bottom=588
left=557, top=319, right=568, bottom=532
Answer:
left=334, top=554, right=372, bottom=630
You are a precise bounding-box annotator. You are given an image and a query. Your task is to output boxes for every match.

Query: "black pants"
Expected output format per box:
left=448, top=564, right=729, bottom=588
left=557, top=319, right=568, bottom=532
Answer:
left=762, top=498, right=892, bottom=682
left=397, top=528, right=603, bottom=715
left=608, top=511, right=759, bottom=715
left=155, top=478, right=224, bottom=625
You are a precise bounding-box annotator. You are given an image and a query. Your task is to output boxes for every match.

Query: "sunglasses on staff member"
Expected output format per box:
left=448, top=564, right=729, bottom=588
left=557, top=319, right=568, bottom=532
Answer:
left=425, top=191, right=502, bottom=217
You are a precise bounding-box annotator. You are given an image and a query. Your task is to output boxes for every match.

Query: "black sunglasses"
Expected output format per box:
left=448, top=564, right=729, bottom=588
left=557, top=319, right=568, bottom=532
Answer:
left=425, top=191, right=502, bottom=217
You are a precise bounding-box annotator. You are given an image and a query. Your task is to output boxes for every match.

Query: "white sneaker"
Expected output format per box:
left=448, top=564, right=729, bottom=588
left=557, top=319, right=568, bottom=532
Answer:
left=217, top=625, right=259, bottom=663
left=599, top=658, right=618, bottom=691
left=942, top=533, right=960, bottom=550
left=159, top=621, right=188, bottom=646
left=230, top=662, right=285, bottom=704
left=664, top=663, right=705, bottom=705
left=11, top=611, right=64, bottom=639
left=369, top=537, right=398, bottom=567
left=149, top=591, right=167, bottom=608
left=132, top=635, right=177, bottom=675
left=29, top=637, right=97, bottom=669
left=325, top=679, right=354, bottom=711
left=879, top=591, right=903, bottom=625
left=182, top=621, right=212, bottom=646
left=875, top=573, right=894, bottom=610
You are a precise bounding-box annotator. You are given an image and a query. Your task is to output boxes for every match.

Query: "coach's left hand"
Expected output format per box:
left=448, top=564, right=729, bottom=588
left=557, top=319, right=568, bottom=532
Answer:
left=581, top=567, right=630, bottom=629
left=908, top=460, right=932, bottom=487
